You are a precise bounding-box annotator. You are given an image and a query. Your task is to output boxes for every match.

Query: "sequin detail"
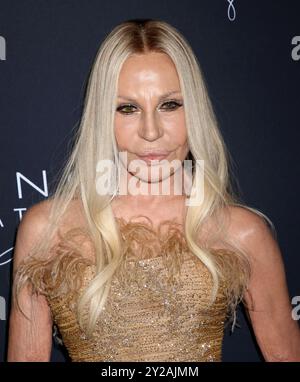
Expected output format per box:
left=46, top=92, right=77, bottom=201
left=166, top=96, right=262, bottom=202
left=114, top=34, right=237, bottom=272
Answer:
left=17, top=216, right=234, bottom=362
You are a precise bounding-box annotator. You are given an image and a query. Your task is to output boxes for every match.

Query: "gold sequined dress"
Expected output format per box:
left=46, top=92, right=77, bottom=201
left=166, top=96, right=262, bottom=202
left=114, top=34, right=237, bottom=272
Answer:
left=15, top=216, right=239, bottom=362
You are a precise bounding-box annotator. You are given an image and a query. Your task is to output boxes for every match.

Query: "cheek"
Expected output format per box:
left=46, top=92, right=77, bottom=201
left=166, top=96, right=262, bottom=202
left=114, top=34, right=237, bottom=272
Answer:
left=163, top=113, right=189, bottom=161
left=175, top=124, right=188, bottom=144
left=164, top=113, right=187, bottom=145
left=114, top=116, right=135, bottom=150
left=114, top=127, right=126, bottom=149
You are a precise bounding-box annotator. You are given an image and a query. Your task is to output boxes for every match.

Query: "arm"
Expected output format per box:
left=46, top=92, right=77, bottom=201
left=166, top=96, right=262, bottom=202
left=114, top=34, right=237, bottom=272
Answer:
left=230, top=207, right=300, bottom=361
left=7, top=201, right=53, bottom=362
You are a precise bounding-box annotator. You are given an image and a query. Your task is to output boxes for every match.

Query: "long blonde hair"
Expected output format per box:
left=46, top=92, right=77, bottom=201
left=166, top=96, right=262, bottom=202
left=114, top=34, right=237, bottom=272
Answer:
left=13, top=19, right=276, bottom=337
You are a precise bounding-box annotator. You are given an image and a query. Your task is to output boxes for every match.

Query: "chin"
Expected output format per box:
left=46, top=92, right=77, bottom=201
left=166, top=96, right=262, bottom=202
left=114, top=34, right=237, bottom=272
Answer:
left=130, top=171, right=166, bottom=184
left=126, top=157, right=179, bottom=189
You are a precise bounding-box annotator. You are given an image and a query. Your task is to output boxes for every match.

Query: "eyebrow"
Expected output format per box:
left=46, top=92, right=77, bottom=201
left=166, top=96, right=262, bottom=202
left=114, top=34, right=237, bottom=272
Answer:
left=117, top=90, right=182, bottom=103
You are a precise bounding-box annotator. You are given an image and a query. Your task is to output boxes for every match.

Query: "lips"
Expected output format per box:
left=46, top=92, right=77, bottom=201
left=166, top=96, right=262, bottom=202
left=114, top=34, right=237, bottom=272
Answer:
left=137, top=152, right=169, bottom=164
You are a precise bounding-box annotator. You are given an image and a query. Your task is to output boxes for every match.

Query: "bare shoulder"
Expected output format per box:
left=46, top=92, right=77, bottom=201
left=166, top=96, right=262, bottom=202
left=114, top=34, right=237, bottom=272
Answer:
left=224, top=205, right=280, bottom=263
left=21, top=197, right=84, bottom=228
left=14, top=198, right=86, bottom=268
left=201, top=205, right=276, bottom=254
left=226, top=205, right=273, bottom=238
left=13, top=199, right=53, bottom=268
left=21, top=198, right=52, bottom=222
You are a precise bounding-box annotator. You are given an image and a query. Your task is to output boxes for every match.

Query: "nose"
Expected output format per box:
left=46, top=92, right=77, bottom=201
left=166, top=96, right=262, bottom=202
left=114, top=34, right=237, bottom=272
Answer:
left=138, top=109, right=163, bottom=141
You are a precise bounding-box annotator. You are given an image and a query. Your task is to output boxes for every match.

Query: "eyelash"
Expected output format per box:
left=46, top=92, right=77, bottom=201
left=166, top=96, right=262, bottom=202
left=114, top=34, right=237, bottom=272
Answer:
left=116, top=100, right=183, bottom=115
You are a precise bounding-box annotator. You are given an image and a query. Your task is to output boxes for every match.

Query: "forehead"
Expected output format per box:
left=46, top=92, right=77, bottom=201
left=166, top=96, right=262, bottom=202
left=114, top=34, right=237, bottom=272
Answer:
left=118, top=52, right=180, bottom=90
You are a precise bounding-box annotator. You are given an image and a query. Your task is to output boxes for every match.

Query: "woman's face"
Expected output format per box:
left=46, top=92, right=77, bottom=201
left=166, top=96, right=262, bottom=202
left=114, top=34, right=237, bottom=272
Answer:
left=114, top=51, right=189, bottom=187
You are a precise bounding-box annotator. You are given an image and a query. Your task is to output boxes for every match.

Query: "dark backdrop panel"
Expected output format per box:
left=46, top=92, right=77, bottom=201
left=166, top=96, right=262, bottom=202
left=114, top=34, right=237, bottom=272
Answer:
left=0, top=0, right=299, bottom=362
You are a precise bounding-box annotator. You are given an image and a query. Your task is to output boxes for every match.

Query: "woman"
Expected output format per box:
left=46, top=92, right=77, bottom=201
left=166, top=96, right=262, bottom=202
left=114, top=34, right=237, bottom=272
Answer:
left=7, top=19, right=300, bottom=362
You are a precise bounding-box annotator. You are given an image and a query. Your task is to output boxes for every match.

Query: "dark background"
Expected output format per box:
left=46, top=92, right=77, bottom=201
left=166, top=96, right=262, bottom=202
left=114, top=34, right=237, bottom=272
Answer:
left=0, top=0, right=299, bottom=362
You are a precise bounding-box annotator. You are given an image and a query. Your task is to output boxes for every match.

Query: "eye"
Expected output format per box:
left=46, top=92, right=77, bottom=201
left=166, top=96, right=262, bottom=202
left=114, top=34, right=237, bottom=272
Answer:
left=116, top=100, right=183, bottom=114
left=116, top=104, right=137, bottom=115
left=160, top=100, right=183, bottom=111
